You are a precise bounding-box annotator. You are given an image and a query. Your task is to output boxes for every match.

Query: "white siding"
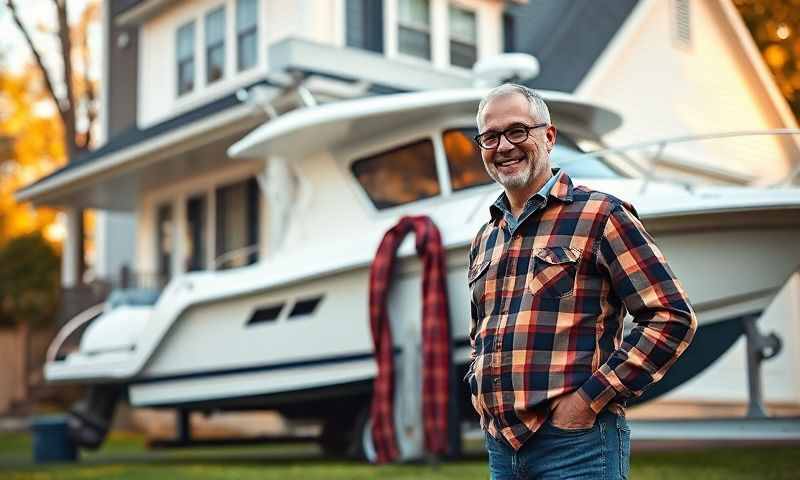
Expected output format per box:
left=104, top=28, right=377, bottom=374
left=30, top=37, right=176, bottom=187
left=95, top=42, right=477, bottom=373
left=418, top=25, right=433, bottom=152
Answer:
left=577, top=0, right=798, bottom=185
left=138, top=0, right=272, bottom=127
left=578, top=0, right=800, bottom=406
left=384, top=0, right=503, bottom=73
left=138, top=0, right=504, bottom=127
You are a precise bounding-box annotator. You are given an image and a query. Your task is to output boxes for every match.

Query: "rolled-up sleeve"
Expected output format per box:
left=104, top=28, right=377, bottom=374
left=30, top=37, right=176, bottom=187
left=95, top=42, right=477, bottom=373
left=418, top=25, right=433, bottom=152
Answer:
left=577, top=203, right=697, bottom=413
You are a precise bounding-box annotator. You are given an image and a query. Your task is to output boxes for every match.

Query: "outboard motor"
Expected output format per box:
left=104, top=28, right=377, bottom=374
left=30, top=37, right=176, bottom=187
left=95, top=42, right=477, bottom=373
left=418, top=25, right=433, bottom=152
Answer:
left=67, top=384, right=123, bottom=449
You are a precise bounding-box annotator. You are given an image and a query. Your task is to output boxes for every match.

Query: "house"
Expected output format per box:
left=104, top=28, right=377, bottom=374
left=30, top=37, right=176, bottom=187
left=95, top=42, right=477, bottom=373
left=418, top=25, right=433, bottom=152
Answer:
left=15, top=0, right=800, bottom=416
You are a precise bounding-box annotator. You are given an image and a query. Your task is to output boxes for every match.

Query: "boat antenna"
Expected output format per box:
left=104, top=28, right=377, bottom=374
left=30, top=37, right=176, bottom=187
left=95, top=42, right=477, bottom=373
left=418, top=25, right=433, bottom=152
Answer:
left=236, top=69, right=321, bottom=116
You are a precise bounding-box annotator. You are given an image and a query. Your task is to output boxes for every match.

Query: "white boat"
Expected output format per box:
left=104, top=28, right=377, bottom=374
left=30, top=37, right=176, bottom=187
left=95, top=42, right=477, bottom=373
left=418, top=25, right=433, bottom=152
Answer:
left=44, top=83, right=800, bottom=457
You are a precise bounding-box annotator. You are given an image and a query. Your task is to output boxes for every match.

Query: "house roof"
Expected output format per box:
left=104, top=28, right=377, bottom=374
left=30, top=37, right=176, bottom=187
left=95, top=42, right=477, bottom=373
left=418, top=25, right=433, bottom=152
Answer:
left=507, top=0, right=640, bottom=92
left=17, top=78, right=278, bottom=196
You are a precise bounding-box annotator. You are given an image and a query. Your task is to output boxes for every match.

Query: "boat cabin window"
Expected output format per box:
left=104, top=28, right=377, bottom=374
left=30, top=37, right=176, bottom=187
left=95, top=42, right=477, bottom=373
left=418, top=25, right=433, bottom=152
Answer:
left=443, top=128, right=493, bottom=191
left=351, top=139, right=441, bottom=210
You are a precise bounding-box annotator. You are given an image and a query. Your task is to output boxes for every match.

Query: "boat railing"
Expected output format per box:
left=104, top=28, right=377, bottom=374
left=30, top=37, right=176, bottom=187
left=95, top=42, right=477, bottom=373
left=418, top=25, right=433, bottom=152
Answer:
left=570, top=128, right=800, bottom=191
left=115, top=266, right=169, bottom=291
left=46, top=303, right=106, bottom=363
left=213, top=244, right=260, bottom=270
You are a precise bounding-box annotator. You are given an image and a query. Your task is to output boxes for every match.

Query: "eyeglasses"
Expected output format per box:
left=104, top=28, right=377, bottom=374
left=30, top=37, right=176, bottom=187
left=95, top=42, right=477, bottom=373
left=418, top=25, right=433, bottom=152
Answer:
left=474, top=123, right=548, bottom=150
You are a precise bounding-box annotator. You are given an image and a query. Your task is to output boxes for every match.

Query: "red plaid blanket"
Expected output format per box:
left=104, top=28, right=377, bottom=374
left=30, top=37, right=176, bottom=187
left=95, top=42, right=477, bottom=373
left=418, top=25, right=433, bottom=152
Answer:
left=369, top=215, right=452, bottom=463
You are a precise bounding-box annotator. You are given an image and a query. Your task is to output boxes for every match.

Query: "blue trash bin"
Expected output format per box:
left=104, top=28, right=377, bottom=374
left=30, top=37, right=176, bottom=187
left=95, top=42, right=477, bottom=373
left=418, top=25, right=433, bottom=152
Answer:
left=31, top=415, right=78, bottom=463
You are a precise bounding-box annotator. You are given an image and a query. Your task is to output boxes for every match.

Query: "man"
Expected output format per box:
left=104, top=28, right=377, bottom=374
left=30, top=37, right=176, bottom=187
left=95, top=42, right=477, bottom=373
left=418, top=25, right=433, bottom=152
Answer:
left=466, top=84, right=697, bottom=479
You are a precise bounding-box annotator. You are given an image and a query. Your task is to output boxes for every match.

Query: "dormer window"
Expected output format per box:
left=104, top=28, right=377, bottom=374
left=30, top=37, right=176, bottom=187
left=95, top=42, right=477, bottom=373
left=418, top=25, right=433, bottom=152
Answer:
left=448, top=5, right=477, bottom=68
left=176, top=21, right=195, bottom=96
left=236, top=0, right=259, bottom=71
left=205, top=7, right=226, bottom=84
left=398, top=0, right=432, bottom=60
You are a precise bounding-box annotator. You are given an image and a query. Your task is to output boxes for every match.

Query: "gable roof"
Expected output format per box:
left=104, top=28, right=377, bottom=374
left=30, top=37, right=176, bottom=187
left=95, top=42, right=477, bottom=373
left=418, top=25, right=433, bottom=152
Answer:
left=506, top=0, right=640, bottom=92
left=18, top=78, right=276, bottom=196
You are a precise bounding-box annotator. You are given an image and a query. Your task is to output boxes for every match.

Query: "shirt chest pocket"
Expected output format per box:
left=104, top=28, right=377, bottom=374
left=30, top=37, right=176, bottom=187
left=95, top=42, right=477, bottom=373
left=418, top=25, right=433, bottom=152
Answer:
left=527, top=247, right=581, bottom=299
left=468, top=259, right=491, bottom=306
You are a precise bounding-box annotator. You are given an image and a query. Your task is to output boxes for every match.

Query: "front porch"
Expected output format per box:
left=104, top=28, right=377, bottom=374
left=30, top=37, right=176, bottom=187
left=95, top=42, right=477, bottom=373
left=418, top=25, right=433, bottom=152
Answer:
left=21, top=111, right=269, bottom=326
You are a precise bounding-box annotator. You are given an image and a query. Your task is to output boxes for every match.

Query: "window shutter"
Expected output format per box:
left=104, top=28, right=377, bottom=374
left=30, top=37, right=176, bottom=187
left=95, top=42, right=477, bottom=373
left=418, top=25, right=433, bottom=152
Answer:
left=503, top=12, right=516, bottom=53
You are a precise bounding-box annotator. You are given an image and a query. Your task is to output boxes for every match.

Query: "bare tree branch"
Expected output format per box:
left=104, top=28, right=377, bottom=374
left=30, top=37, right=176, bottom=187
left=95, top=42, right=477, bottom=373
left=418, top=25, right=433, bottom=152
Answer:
left=79, top=9, right=96, bottom=150
left=54, top=0, right=78, bottom=157
left=4, top=1, right=68, bottom=128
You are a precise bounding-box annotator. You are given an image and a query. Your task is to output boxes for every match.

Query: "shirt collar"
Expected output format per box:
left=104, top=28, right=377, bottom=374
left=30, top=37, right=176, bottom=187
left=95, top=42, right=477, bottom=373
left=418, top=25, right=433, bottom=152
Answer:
left=489, top=168, right=574, bottom=221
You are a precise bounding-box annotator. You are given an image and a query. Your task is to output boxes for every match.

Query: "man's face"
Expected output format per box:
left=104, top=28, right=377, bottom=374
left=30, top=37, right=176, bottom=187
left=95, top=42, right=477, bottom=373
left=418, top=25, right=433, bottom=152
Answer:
left=479, top=94, right=557, bottom=191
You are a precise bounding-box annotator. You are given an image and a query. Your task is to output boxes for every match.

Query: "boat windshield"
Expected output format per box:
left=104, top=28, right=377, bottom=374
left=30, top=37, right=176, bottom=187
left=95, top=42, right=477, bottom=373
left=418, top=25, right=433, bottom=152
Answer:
left=351, top=128, right=622, bottom=211
left=444, top=128, right=621, bottom=192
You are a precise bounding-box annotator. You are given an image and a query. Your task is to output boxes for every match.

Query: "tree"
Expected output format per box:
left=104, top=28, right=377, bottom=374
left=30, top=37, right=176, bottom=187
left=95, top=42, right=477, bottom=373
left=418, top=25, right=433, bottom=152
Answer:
left=2, top=0, right=99, bottom=281
left=0, top=232, right=60, bottom=328
left=735, top=0, right=800, bottom=121
left=4, top=0, right=99, bottom=159
left=0, top=232, right=60, bottom=403
left=0, top=69, right=65, bottom=244
left=0, top=1, right=98, bottom=405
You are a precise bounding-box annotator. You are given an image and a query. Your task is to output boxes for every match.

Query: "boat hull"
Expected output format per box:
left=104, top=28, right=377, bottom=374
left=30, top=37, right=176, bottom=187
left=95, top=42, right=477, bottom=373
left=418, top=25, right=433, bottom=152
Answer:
left=124, top=218, right=800, bottom=408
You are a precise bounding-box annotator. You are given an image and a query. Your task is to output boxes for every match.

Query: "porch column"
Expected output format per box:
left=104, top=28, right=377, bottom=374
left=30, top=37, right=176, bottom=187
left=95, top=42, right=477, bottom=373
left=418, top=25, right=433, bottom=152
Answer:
left=61, top=208, right=85, bottom=287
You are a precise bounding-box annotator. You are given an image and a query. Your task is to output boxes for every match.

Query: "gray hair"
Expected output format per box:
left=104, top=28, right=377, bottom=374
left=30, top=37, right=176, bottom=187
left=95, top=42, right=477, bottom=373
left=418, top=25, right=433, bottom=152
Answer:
left=476, top=83, right=551, bottom=131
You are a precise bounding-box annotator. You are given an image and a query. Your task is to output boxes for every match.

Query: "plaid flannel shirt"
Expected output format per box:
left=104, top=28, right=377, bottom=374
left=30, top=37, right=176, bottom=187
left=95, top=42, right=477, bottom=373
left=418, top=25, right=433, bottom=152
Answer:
left=466, top=170, right=697, bottom=449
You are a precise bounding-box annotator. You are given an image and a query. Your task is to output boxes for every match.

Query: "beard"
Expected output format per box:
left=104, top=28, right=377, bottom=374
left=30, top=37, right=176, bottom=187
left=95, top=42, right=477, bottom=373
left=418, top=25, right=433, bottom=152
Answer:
left=486, top=148, right=550, bottom=190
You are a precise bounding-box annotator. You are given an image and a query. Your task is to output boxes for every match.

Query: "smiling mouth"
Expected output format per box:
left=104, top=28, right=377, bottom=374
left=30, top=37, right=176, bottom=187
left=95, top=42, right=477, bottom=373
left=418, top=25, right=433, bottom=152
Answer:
left=496, top=157, right=524, bottom=168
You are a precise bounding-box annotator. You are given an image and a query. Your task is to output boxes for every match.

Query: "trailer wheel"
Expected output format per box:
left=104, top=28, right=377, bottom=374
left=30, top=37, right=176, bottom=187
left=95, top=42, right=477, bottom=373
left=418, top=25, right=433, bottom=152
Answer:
left=319, top=413, right=351, bottom=457
left=354, top=405, right=376, bottom=463
left=319, top=403, right=376, bottom=462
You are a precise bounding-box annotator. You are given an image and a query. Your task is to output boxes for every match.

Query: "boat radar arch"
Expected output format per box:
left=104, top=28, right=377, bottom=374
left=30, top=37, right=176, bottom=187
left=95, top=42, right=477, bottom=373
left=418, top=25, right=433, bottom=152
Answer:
left=472, top=53, right=540, bottom=87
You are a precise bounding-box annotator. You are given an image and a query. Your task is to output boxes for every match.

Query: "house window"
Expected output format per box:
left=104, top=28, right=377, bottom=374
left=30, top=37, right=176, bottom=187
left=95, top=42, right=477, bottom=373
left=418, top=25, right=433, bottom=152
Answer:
left=345, top=0, right=384, bottom=53
left=205, top=7, right=226, bottom=84
left=449, top=5, right=477, bottom=68
left=176, top=21, right=195, bottom=95
left=443, top=128, right=492, bottom=191
left=156, top=203, right=174, bottom=280
left=398, top=0, right=431, bottom=60
left=215, top=178, right=259, bottom=269
left=351, top=139, right=441, bottom=209
left=236, top=0, right=259, bottom=71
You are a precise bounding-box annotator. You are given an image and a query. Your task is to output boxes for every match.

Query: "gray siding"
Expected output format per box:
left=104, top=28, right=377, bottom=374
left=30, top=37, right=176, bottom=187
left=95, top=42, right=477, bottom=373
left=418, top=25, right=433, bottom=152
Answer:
left=106, top=15, right=139, bottom=137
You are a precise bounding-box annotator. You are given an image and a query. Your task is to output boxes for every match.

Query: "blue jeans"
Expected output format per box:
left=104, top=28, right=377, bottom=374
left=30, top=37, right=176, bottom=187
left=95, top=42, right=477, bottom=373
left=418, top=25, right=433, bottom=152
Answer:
left=484, top=410, right=631, bottom=479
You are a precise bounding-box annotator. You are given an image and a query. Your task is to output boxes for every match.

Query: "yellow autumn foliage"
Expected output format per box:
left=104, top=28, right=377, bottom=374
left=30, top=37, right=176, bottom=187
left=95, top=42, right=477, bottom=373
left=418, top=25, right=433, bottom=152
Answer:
left=0, top=68, right=66, bottom=247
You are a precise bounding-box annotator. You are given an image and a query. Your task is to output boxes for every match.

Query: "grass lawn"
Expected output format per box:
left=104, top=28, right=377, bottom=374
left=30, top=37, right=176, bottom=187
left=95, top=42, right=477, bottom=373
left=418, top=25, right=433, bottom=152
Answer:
left=0, top=431, right=798, bottom=479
